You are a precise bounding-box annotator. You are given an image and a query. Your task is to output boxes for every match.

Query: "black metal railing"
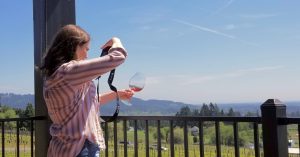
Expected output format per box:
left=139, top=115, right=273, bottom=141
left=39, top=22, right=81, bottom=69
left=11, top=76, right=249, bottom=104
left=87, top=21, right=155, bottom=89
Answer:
left=279, top=117, right=300, bottom=157
left=1, top=99, right=300, bottom=157
left=101, top=116, right=262, bottom=157
left=99, top=99, right=300, bottom=157
left=0, top=116, right=46, bottom=157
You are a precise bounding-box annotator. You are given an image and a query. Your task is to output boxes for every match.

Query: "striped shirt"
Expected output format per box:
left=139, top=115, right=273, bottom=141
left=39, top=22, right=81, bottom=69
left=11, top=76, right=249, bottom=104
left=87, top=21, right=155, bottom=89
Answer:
left=43, top=47, right=127, bottom=157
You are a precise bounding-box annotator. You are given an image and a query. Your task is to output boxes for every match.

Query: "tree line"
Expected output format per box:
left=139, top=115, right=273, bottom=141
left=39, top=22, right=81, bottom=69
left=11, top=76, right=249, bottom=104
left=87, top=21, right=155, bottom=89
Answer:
left=175, top=103, right=243, bottom=117
left=0, top=103, right=34, bottom=130
left=174, top=103, right=261, bottom=146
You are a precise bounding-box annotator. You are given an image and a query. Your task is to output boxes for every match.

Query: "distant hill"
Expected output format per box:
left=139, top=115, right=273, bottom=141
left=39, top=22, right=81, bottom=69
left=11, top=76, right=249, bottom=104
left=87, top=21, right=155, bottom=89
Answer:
left=0, top=93, right=198, bottom=115
left=0, top=93, right=34, bottom=109
left=101, top=98, right=200, bottom=116
left=1, top=93, right=299, bottom=116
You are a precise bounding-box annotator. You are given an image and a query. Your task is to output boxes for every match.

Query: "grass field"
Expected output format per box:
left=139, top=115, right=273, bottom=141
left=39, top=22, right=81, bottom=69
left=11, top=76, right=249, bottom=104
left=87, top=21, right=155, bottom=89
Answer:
left=101, top=143, right=262, bottom=157
left=0, top=132, right=32, bottom=157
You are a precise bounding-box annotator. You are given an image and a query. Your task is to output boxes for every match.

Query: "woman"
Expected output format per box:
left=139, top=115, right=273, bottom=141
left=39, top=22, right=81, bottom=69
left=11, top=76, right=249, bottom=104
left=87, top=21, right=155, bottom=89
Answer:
left=40, top=24, right=133, bottom=157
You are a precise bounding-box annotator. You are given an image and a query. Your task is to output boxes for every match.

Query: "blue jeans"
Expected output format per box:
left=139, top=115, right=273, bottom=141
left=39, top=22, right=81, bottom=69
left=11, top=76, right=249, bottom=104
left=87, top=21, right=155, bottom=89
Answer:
left=77, top=140, right=100, bottom=157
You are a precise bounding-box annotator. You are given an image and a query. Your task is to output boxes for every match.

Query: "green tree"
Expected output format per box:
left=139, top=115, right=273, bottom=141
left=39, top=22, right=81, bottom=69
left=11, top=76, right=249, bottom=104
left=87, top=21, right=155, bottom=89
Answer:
left=176, top=106, right=192, bottom=116
left=227, top=108, right=235, bottom=116
left=25, top=103, right=34, bottom=117
left=2, top=107, right=18, bottom=118
left=175, top=106, right=192, bottom=127
left=209, top=103, right=220, bottom=116
left=220, top=109, right=225, bottom=116
left=3, top=107, right=18, bottom=129
left=199, top=104, right=215, bottom=127
left=200, top=104, right=210, bottom=116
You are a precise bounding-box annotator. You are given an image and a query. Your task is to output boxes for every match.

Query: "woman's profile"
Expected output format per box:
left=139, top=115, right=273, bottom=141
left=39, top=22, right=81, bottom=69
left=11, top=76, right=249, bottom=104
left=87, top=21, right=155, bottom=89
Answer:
left=40, top=24, right=133, bottom=157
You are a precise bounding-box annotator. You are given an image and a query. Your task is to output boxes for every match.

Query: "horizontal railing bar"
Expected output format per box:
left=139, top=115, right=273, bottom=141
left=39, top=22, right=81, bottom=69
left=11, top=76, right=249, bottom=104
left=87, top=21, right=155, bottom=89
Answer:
left=0, top=116, right=47, bottom=122
left=278, top=117, right=300, bottom=124
left=101, top=116, right=261, bottom=122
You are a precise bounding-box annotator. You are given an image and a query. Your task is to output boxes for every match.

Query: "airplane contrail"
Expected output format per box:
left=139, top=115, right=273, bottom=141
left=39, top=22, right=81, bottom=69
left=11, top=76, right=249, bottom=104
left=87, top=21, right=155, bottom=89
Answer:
left=212, top=0, right=235, bottom=15
left=173, top=19, right=258, bottom=46
left=173, top=19, right=236, bottom=39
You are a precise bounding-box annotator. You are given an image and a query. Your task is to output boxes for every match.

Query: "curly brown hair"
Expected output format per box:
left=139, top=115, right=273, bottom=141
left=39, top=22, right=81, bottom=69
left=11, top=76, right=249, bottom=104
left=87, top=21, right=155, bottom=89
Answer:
left=40, top=24, right=90, bottom=77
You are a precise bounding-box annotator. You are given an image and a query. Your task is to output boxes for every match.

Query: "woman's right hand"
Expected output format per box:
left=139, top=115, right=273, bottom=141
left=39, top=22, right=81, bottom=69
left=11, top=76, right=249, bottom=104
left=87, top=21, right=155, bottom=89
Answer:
left=101, top=37, right=121, bottom=49
left=118, top=89, right=134, bottom=101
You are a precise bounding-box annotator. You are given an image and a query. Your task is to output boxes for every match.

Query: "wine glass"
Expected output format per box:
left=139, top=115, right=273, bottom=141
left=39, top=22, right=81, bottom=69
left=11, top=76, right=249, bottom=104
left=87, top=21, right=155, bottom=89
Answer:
left=122, top=72, right=146, bottom=106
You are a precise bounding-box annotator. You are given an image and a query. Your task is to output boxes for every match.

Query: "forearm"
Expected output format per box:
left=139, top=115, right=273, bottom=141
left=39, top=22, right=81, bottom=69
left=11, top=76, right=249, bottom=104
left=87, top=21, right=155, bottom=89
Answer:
left=64, top=48, right=127, bottom=86
left=99, top=91, right=117, bottom=105
left=98, top=89, right=134, bottom=105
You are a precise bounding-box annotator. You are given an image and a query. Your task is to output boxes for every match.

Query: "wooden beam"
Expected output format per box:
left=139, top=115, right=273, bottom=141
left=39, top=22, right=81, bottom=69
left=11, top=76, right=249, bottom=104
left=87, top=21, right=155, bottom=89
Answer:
left=33, top=0, right=75, bottom=156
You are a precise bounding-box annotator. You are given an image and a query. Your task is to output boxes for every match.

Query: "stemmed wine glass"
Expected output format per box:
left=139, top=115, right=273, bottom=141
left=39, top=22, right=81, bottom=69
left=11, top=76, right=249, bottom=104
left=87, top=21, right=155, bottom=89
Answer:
left=121, top=72, right=146, bottom=106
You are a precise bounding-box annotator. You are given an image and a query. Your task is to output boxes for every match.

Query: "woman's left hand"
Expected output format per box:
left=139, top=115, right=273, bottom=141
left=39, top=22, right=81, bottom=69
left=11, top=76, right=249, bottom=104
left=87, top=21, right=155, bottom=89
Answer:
left=118, top=89, right=134, bottom=101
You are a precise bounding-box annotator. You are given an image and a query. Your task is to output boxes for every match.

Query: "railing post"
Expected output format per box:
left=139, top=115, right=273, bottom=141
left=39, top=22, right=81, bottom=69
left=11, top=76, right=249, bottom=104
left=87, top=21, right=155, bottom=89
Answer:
left=261, top=99, right=288, bottom=157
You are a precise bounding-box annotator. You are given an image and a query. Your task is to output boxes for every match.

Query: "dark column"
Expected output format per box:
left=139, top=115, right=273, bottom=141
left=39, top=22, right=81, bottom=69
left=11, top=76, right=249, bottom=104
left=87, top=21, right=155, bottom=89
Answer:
left=33, top=0, right=75, bottom=156
left=261, top=99, right=288, bottom=157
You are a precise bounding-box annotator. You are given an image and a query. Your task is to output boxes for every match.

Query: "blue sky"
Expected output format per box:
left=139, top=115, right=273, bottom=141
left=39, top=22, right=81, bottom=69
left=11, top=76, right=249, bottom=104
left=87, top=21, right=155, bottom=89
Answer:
left=0, top=0, right=299, bottom=104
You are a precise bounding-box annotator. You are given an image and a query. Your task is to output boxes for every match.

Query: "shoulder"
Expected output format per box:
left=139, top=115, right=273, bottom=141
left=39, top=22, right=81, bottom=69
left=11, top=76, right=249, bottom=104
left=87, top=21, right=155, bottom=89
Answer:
left=45, top=61, right=76, bottom=81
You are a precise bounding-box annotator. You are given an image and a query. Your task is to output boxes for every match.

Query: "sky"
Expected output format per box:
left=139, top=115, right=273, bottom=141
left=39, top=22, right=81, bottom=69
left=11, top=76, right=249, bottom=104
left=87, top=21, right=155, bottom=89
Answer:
left=0, top=0, right=300, bottom=105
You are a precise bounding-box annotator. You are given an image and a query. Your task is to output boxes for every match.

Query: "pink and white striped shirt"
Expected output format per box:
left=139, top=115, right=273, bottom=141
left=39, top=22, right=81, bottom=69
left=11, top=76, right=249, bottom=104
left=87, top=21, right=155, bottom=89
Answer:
left=43, top=47, right=127, bottom=157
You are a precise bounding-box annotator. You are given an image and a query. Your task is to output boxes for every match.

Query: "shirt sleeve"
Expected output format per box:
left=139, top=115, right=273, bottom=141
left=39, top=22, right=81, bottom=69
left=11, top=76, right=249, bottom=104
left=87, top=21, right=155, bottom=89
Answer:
left=61, top=47, right=127, bottom=87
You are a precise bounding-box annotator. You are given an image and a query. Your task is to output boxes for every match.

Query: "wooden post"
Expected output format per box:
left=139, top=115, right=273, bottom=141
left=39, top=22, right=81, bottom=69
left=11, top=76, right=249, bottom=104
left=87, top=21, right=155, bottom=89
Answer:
left=261, top=99, right=288, bottom=157
left=33, top=0, right=75, bottom=156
